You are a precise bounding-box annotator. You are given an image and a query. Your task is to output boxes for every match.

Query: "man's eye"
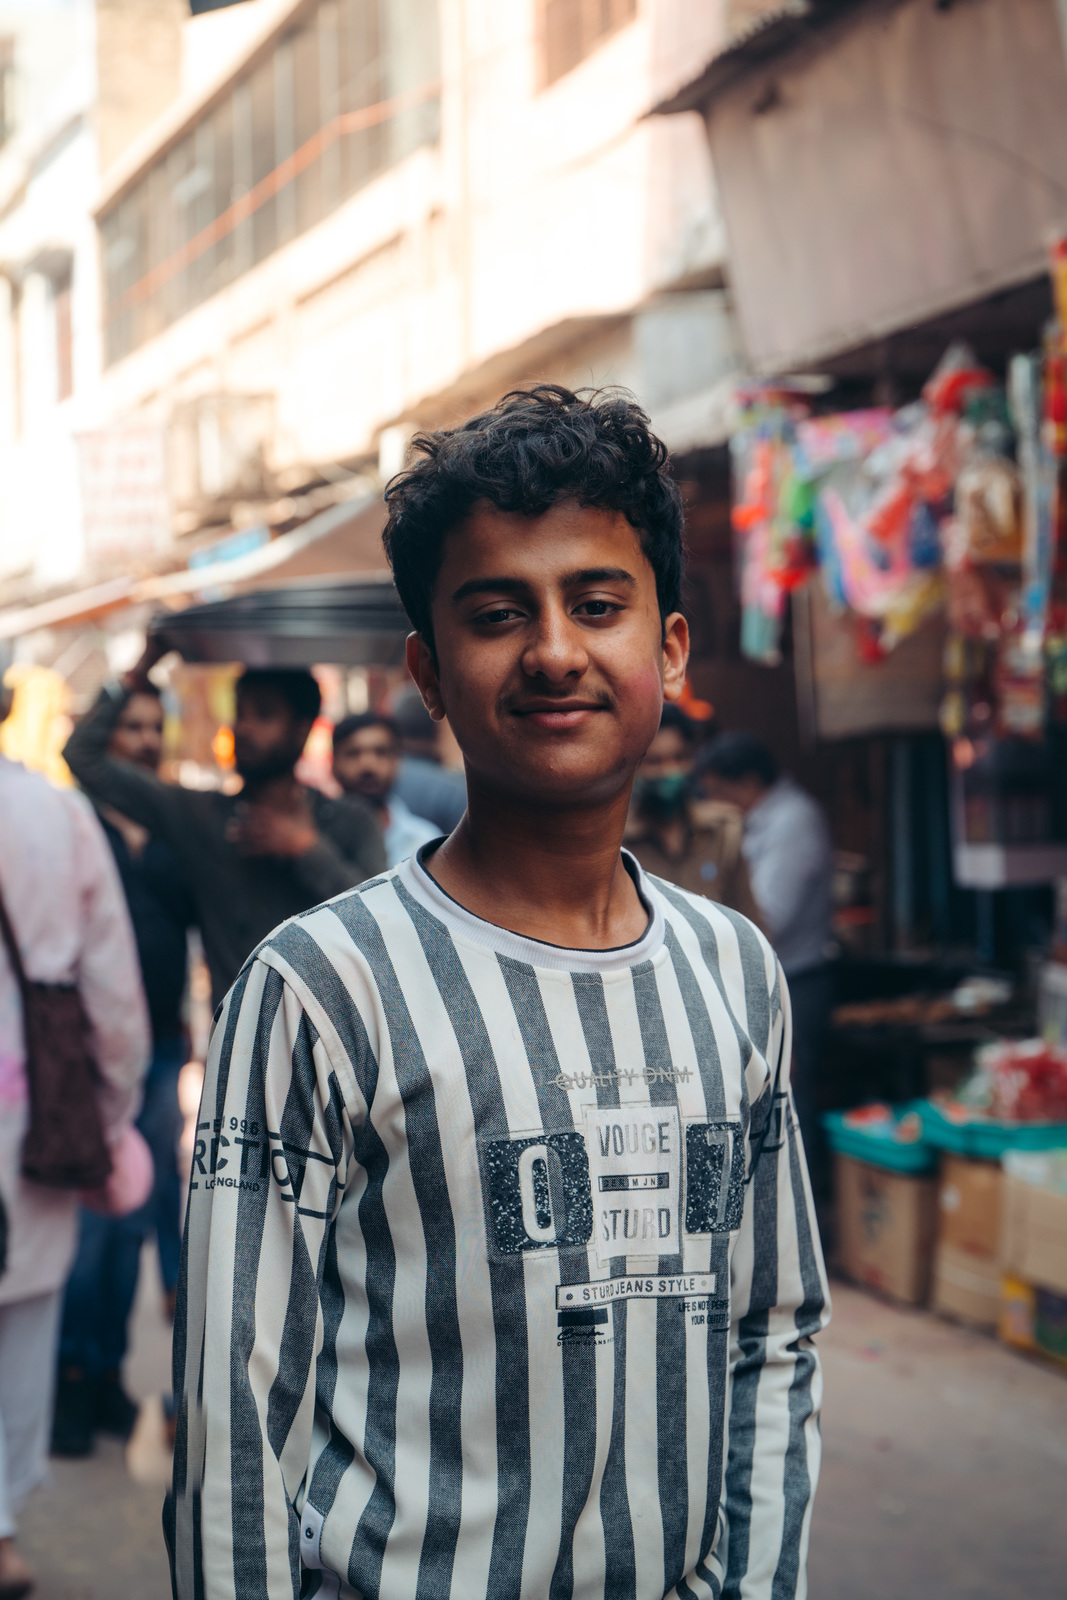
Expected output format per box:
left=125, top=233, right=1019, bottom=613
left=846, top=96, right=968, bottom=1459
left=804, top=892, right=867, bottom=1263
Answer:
left=576, top=599, right=620, bottom=618
left=475, top=606, right=522, bottom=624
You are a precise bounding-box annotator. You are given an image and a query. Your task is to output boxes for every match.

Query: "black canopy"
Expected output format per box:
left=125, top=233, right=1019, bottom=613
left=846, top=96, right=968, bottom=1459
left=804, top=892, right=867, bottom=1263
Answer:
left=149, top=576, right=411, bottom=667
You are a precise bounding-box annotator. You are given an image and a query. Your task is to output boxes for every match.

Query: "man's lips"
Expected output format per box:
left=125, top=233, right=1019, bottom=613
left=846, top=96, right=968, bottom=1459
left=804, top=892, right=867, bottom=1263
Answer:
left=510, top=700, right=606, bottom=730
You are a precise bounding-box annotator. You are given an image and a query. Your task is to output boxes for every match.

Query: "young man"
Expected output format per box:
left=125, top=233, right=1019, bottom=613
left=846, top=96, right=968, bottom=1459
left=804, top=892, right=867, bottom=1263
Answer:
left=64, top=666, right=385, bottom=1007
left=169, top=387, right=828, bottom=1600
left=53, top=682, right=195, bottom=1456
left=332, top=712, right=440, bottom=865
left=627, top=705, right=763, bottom=928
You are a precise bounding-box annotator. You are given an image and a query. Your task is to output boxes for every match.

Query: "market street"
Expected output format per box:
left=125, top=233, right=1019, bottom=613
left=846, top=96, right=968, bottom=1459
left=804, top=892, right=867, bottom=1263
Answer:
left=11, top=1262, right=1067, bottom=1599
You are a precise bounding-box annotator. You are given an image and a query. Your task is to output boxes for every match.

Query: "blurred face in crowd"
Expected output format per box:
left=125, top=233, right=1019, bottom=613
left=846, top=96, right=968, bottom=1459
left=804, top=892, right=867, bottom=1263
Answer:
left=332, top=724, right=400, bottom=806
left=698, top=769, right=768, bottom=814
left=110, top=691, right=164, bottom=772
left=233, top=685, right=312, bottom=783
left=408, top=499, right=688, bottom=809
left=635, top=722, right=693, bottom=820
left=641, top=724, right=692, bottom=780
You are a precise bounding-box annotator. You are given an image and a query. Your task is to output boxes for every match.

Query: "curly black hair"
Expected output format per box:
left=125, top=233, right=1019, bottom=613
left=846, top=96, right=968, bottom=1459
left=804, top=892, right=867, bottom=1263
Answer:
left=382, top=385, right=684, bottom=652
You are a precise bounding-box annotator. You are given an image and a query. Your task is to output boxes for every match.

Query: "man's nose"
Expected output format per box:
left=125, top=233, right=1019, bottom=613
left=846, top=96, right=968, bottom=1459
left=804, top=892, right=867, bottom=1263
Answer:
left=521, top=605, right=589, bottom=682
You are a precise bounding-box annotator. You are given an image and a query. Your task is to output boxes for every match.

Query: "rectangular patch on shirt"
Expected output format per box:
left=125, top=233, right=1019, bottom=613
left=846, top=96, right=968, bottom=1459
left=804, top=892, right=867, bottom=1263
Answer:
left=583, top=1105, right=680, bottom=1264
left=556, top=1271, right=716, bottom=1309
left=481, top=1131, right=593, bottom=1255
left=684, top=1120, right=746, bottom=1234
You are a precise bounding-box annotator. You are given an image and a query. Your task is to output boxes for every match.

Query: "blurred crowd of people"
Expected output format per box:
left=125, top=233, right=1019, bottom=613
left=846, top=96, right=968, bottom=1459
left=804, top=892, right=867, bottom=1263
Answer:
left=0, top=652, right=831, bottom=1594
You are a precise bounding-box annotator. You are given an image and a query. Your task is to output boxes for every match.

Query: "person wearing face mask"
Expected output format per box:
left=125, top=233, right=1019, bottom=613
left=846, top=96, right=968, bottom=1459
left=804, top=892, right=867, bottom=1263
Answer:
left=625, top=705, right=763, bottom=925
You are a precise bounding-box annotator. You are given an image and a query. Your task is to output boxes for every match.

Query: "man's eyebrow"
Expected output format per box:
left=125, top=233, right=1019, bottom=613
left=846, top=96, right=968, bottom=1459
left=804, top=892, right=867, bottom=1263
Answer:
left=449, top=567, right=636, bottom=603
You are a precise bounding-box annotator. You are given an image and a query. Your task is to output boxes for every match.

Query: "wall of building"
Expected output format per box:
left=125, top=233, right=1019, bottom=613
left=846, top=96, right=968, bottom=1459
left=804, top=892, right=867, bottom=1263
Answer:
left=94, top=0, right=730, bottom=528
left=0, top=0, right=738, bottom=611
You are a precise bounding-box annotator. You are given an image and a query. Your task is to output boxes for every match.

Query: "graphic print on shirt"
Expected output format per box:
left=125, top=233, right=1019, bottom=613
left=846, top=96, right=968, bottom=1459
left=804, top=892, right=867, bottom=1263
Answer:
left=583, top=1104, right=680, bottom=1263
left=481, top=1130, right=593, bottom=1254
left=684, top=1119, right=747, bottom=1234
left=480, top=1112, right=746, bottom=1263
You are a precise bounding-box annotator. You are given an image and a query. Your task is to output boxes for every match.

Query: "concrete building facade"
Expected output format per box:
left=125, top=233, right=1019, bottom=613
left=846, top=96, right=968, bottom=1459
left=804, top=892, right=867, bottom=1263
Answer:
left=0, top=0, right=746, bottom=628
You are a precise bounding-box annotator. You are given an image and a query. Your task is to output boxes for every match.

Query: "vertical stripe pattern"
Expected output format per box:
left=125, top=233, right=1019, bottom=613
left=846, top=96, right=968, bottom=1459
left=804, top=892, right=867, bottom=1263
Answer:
left=169, top=856, right=829, bottom=1600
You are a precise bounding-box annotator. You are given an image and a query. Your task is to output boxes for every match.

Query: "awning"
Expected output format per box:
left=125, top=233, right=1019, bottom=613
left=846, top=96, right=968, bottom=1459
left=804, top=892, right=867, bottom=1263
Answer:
left=655, top=0, right=1067, bottom=375
left=0, top=488, right=388, bottom=642
left=148, top=575, right=410, bottom=667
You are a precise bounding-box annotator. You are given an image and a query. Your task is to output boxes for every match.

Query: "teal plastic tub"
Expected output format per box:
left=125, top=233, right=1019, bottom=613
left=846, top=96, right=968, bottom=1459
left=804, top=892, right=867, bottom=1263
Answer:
left=916, top=1100, right=1067, bottom=1161
left=821, top=1108, right=937, bottom=1175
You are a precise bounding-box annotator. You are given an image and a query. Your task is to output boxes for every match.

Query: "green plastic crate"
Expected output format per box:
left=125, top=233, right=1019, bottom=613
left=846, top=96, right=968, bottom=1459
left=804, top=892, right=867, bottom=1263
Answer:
left=917, top=1100, right=1067, bottom=1161
left=821, top=1108, right=937, bottom=1175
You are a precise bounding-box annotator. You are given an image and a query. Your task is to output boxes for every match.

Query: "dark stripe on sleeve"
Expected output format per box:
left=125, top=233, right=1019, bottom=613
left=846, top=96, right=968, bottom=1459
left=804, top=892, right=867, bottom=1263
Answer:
left=230, top=965, right=286, bottom=1598
left=270, top=919, right=381, bottom=1107
left=209, top=965, right=252, bottom=1137
left=572, top=974, right=637, bottom=1600
left=393, top=881, right=533, bottom=1600
left=770, top=1112, right=826, bottom=1600
left=722, top=1120, right=779, bottom=1599
left=329, top=889, right=464, bottom=1600
left=266, top=1015, right=328, bottom=1463
left=345, top=1111, right=399, bottom=1597
left=306, top=1222, right=357, bottom=1514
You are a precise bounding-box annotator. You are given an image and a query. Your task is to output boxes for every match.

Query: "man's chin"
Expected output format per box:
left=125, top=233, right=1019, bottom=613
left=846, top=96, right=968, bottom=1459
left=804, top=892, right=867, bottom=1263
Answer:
left=236, top=757, right=296, bottom=784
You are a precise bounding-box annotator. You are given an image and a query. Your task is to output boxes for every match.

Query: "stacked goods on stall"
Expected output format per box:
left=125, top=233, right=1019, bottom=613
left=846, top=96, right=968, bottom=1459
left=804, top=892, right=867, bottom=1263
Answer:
left=999, top=1151, right=1067, bottom=1370
left=822, top=1105, right=938, bottom=1304
left=931, top=1155, right=1003, bottom=1329
left=916, top=1040, right=1067, bottom=1340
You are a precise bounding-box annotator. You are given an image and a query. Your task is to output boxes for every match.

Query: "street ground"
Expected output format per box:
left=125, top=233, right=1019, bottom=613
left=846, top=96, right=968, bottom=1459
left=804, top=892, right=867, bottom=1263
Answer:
left=13, top=1262, right=1067, bottom=1598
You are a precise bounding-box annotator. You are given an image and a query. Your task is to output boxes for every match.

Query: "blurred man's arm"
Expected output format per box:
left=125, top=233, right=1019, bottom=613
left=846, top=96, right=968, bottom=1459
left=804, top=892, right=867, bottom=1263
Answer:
left=297, top=795, right=386, bottom=896
left=68, top=791, right=150, bottom=1133
left=166, top=952, right=359, bottom=1600
left=231, top=792, right=385, bottom=897
left=716, top=964, right=829, bottom=1599
left=63, top=678, right=188, bottom=848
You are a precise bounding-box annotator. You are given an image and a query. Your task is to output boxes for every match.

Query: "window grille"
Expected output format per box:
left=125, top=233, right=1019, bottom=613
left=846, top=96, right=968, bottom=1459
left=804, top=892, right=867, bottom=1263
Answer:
left=99, top=0, right=440, bottom=366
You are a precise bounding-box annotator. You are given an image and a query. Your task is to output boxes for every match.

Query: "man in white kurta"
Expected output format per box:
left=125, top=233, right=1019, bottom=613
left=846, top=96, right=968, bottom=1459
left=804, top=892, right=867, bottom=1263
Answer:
left=0, top=747, right=148, bottom=1588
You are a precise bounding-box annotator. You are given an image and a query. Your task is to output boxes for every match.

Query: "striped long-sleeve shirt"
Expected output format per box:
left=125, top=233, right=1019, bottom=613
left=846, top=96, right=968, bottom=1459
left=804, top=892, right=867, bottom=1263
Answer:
left=168, top=849, right=829, bottom=1600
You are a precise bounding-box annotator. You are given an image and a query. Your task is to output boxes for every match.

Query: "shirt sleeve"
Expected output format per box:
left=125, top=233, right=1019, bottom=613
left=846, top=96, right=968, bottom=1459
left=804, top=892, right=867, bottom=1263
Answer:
left=63, top=684, right=191, bottom=850
left=719, top=961, right=830, bottom=1600
left=166, top=949, right=362, bottom=1600
left=67, top=791, right=151, bottom=1134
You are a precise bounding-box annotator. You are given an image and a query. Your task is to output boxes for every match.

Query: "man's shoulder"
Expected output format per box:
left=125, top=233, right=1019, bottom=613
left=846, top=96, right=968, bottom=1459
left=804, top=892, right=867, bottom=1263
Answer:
left=647, top=870, right=774, bottom=961
left=250, top=867, right=401, bottom=983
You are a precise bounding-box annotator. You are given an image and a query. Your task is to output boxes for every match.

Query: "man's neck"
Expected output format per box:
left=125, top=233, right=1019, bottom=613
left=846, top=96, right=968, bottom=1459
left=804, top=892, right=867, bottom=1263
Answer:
left=241, top=770, right=301, bottom=809
left=425, top=777, right=647, bottom=950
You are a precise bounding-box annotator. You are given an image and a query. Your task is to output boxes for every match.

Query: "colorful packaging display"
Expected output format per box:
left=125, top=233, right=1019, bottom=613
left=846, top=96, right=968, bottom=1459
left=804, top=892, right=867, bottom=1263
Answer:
left=955, top=1039, right=1067, bottom=1124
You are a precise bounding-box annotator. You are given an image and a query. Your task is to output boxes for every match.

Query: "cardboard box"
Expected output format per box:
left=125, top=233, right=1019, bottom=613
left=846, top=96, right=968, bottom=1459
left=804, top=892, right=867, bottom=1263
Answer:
left=937, top=1156, right=1002, bottom=1259
left=835, top=1153, right=938, bottom=1305
left=999, top=1274, right=1037, bottom=1350
left=999, top=1275, right=1067, bottom=1371
left=932, top=1243, right=1001, bottom=1328
left=1001, top=1174, right=1067, bottom=1297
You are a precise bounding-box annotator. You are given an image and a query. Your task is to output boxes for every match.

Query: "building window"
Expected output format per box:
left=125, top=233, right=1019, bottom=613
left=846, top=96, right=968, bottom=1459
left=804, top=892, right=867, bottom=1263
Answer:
left=0, top=39, right=14, bottom=149
left=541, top=0, right=636, bottom=88
left=54, top=275, right=73, bottom=401
left=99, top=0, right=440, bottom=366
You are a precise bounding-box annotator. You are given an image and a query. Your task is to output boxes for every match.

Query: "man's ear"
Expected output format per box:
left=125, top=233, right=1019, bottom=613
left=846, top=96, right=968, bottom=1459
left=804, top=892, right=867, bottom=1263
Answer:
left=405, top=632, right=446, bottom=723
left=660, top=612, right=690, bottom=703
